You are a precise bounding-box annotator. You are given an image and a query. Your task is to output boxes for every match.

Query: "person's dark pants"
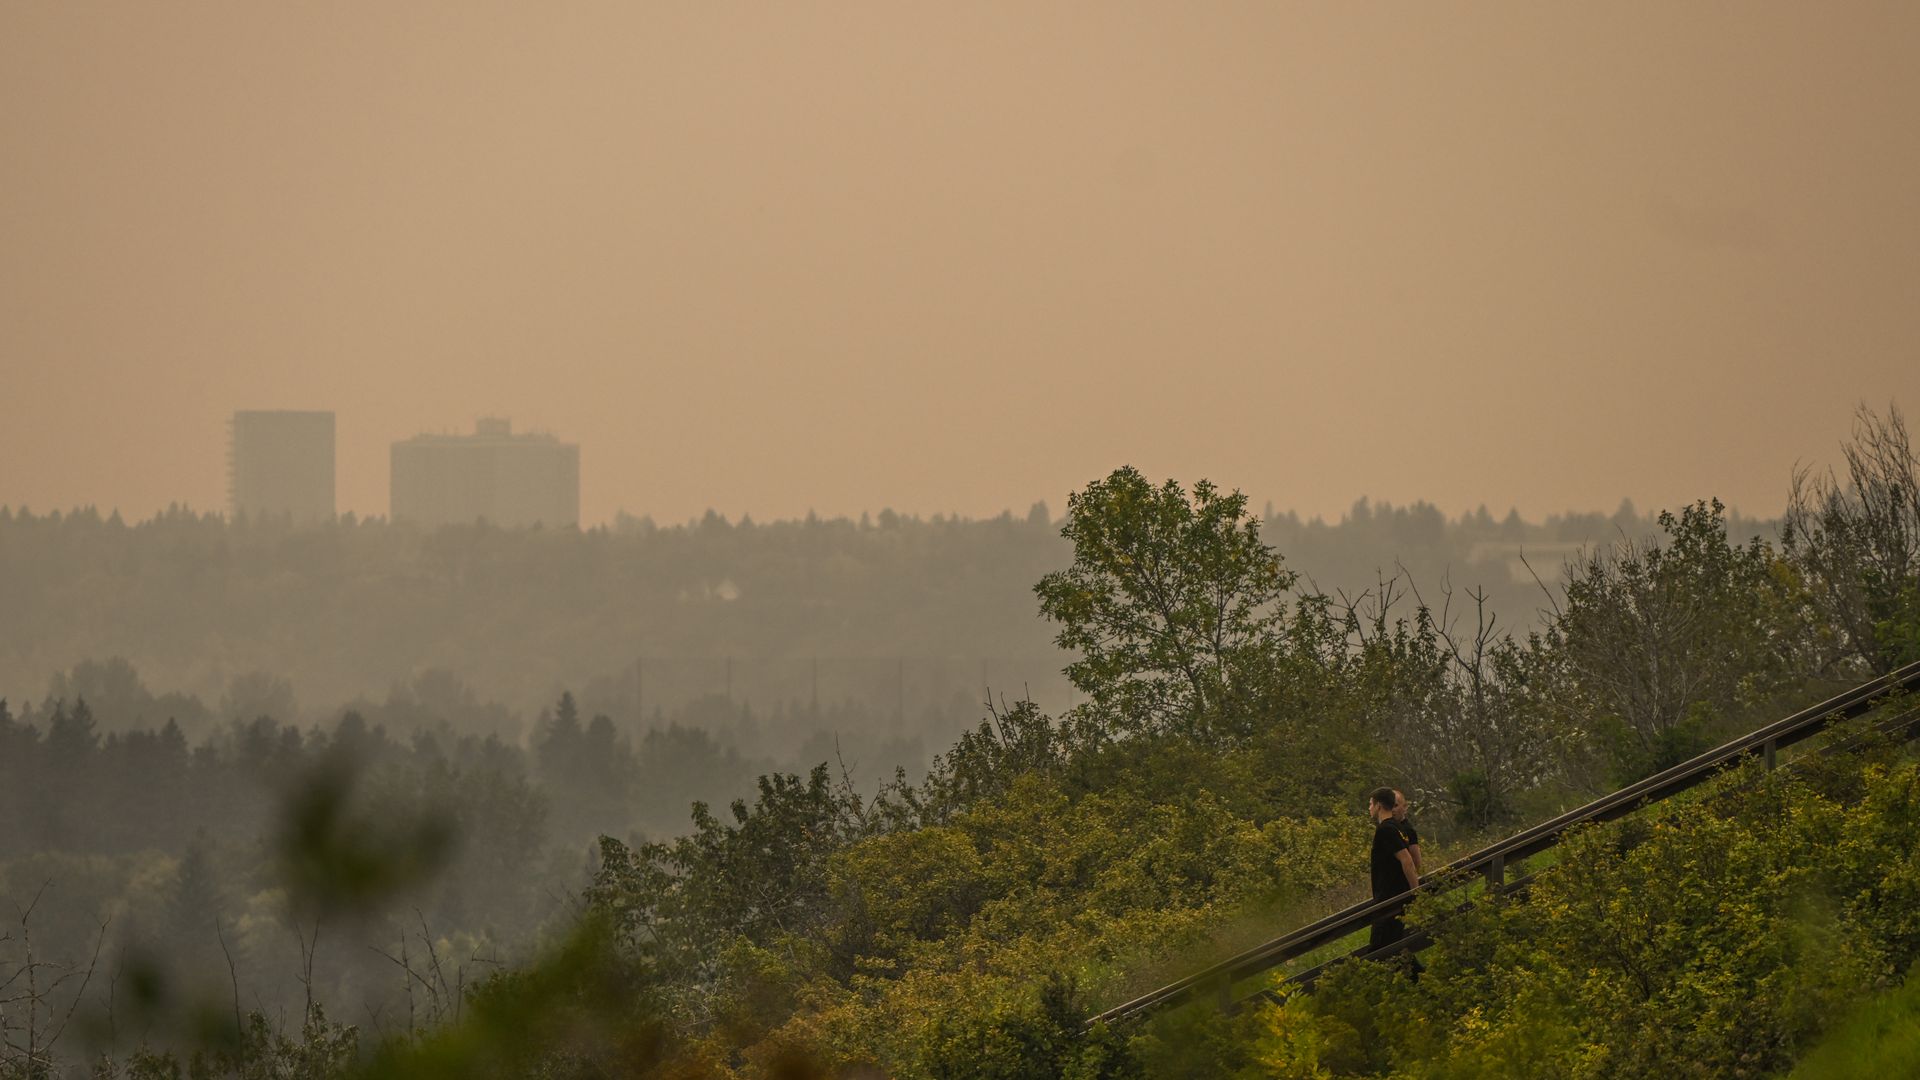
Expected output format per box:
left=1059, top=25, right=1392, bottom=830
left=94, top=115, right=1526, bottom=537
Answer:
left=1369, top=915, right=1425, bottom=980
left=1369, top=914, right=1405, bottom=952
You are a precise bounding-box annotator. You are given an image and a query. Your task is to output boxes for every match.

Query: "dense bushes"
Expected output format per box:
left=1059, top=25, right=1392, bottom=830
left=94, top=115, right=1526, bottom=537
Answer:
left=584, top=737, right=1364, bottom=1075
left=1248, top=744, right=1920, bottom=1078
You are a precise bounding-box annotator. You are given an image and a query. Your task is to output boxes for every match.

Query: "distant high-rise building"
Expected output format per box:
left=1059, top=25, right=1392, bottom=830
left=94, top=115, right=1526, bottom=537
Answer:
left=390, top=418, right=580, bottom=529
left=229, top=410, right=335, bottom=523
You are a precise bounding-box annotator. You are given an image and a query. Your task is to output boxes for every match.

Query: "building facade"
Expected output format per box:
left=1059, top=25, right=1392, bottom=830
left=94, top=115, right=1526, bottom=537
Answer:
left=229, top=410, right=335, bottom=523
left=390, top=418, right=580, bottom=528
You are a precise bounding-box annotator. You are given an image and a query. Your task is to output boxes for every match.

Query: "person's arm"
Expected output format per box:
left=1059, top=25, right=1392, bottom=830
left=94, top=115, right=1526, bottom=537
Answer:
left=1409, top=843, right=1423, bottom=877
left=1395, top=848, right=1419, bottom=892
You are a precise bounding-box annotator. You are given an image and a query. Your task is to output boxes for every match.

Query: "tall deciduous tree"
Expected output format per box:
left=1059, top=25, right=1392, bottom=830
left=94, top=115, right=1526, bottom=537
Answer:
left=1784, top=402, right=1920, bottom=674
left=1348, top=578, right=1561, bottom=826
left=1548, top=500, right=1803, bottom=783
left=1034, top=467, right=1300, bottom=743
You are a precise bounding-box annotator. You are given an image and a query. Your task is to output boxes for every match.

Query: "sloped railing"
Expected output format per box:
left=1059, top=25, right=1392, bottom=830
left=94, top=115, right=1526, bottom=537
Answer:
left=1086, top=660, right=1920, bottom=1029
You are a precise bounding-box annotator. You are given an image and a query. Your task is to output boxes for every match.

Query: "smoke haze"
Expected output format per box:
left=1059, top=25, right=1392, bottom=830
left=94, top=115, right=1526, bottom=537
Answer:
left=5, top=3, right=1918, bottom=525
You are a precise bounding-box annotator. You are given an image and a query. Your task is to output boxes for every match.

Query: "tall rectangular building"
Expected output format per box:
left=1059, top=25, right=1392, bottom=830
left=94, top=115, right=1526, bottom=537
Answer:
left=390, top=418, right=580, bottom=528
left=229, top=410, right=335, bottom=523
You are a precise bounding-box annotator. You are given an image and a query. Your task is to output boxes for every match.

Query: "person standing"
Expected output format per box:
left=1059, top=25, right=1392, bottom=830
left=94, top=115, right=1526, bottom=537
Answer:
left=1368, top=786, right=1423, bottom=973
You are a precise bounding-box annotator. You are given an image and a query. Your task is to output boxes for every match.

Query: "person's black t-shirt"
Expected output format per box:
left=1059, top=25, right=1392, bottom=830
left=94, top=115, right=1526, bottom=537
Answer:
left=1396, top=820, right=1420, bottom=849
left=1371, top=819, right=1411, bottom=901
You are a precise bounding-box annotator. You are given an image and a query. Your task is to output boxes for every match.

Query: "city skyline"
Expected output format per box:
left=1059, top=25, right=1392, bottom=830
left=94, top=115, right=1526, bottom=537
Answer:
left=4, top=4, right=1918, bottom=527
left=0, top=398, right=1898, bottom=528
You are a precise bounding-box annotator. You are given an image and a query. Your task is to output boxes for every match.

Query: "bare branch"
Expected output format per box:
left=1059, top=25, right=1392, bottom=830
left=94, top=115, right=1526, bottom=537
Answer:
left=215, top=913, right=243, bottom=1042
left=45, top=917, right=110, bottom=1049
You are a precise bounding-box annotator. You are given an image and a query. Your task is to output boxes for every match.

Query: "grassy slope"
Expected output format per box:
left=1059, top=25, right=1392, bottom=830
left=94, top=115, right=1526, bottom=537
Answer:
left=1785, top=967, right=1920, bottom=1079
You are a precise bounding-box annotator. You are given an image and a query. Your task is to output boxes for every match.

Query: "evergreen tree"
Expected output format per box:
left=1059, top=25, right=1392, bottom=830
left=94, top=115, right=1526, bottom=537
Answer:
left=166, top=833, right=228, bottom=947
left=46, top=697, right=98, bottom=767
left=0, top=699, right=32, bottom=855
left=157, top=717, right=189, bottom=767
left=536, top=691, right=584, bottom=780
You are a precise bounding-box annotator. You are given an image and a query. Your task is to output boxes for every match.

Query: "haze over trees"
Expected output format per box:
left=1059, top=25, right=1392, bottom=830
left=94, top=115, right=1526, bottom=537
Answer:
left=1, top=405, right=1915, bottom=1077
left=0, top=488, right=1769, bottom=745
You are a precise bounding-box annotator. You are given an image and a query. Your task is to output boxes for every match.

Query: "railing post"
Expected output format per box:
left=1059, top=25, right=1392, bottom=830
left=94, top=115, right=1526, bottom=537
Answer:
left=1486, top=853, right=1505, bottom=891
left=1763, top=738, right=1777, bottom=771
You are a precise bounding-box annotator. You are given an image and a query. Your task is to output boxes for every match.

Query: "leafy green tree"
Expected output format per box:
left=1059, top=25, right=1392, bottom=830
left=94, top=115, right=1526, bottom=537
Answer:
left=920, top=975, right=1135, bottom=1080
left=1344, top=578, right=1566, bottom=828
left=588, top=764, right=863, bottom=1028
left=900, top=698, right=1068, bottom=825
left=1548, top=500, right=1806, bottom=784
left=1035, top=468, right=1302, bottom=744
left=1785, top=402, right=1920, bottom=674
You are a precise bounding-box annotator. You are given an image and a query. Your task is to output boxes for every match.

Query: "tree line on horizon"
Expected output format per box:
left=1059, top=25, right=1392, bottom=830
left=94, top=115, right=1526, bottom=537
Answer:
left=0, top=484, right=1775, bottom=748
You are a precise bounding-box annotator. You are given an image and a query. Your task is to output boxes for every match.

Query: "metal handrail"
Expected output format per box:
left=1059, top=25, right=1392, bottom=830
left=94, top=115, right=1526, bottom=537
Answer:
left=1268, top=699, right=1920, bottom=1000
left=1085, top=660, right=1920, bottom=1028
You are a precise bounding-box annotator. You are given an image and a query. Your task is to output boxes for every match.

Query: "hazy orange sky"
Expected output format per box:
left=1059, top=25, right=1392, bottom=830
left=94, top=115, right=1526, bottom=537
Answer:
left=4, top=3, right=1917, bottom=527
